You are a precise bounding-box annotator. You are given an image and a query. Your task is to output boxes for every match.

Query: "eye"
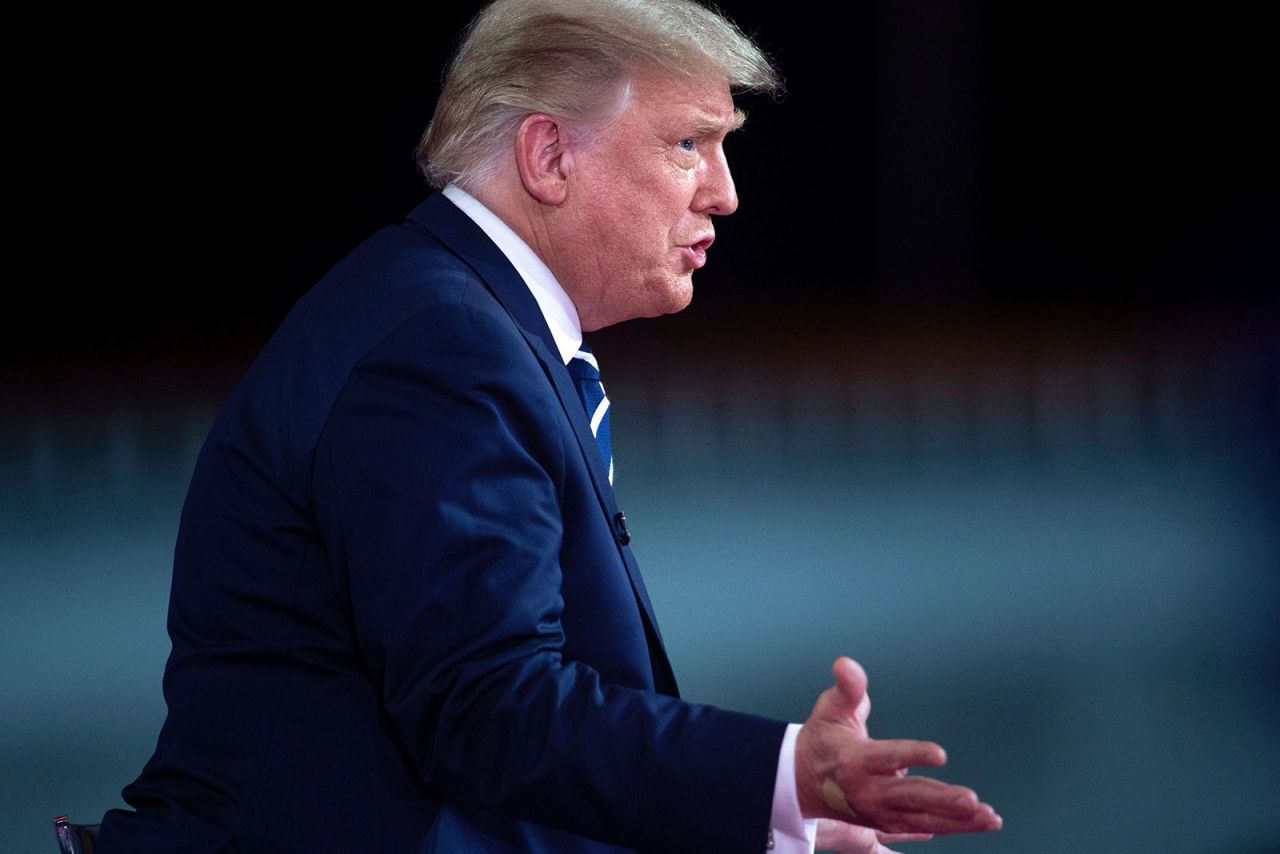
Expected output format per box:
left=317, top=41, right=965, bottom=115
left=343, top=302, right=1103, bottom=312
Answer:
left=677, top=138, right=696, bottom=152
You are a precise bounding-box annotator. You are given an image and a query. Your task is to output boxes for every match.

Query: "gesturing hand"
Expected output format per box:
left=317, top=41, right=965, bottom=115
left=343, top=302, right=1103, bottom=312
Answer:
left=815, top=818, right=933, bottom=854
left=795, top=658, right=1002, bottom=837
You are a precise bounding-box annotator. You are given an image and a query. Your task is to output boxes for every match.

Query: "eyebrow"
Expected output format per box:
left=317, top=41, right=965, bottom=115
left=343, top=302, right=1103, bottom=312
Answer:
left=691, top=108, right=747, bottom=137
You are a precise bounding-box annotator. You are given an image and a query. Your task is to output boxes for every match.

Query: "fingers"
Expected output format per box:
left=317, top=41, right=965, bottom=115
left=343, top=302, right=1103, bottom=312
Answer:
left=879, top=805, right=1002, bottom=836
left=859, top=739, right=947, bottom=774
left=846, top=775, right=1001, bottom=835
left=814, top=819, right=938, bottom=854
left=798, top=657, right=1002, bottom=838
left=815, top=818, right=909, bottom=854
left=856, top=775, right=978, bottom=818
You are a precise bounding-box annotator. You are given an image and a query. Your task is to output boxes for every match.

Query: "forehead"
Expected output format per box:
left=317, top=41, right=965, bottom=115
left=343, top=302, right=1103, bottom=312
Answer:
left=620, top=70, right=741, bottom=134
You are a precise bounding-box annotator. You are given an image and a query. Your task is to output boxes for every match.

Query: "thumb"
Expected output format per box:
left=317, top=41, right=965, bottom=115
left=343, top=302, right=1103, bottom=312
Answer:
left=812, top=657, right=870, bottom=728
left=832, top=657, right=867, bottom=708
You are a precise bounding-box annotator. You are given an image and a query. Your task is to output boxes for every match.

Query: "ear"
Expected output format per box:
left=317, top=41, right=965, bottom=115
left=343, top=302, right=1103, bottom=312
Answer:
left=515, top=114, right=571, bottom=206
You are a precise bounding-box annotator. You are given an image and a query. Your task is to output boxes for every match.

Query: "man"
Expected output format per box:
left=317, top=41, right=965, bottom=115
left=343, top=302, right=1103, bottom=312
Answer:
left=100, top=1, right=1001, bottom=852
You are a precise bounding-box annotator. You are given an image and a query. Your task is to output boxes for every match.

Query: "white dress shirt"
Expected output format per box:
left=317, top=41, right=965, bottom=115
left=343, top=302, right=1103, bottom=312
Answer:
left=441, top=184, right=817, bottom=854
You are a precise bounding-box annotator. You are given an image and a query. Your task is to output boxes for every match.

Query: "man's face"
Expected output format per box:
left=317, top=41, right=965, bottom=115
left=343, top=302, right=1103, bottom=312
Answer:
left=555, top=70, right=742, bottom=331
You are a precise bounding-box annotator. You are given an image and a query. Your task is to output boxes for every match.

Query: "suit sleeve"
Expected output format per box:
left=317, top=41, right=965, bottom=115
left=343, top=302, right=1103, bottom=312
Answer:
left=312, top=303, right=786, bottom=852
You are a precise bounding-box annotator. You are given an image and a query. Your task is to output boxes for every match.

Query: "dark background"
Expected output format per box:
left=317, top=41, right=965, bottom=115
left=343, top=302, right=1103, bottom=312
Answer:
left=4, top=3, right=1277, bottom=853
left=11, top=1, right=1277, bottom=358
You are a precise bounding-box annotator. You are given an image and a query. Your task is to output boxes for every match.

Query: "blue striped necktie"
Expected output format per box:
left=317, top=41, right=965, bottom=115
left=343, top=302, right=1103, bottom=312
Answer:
left=567, top=344, right=613, bottom=484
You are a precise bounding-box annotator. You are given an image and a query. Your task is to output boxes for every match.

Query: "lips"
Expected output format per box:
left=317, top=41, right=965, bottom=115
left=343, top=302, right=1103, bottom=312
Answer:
left=681, top=234, right=715, bottom=269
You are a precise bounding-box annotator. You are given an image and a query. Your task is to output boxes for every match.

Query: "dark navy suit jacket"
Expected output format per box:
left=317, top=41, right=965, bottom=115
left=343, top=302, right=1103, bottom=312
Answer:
left=99, top=194, right=786, bottom=853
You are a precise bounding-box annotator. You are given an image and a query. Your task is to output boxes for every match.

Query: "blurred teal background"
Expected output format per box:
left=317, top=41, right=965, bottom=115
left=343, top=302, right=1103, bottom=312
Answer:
left=3, top=304, right=1276, bottom=853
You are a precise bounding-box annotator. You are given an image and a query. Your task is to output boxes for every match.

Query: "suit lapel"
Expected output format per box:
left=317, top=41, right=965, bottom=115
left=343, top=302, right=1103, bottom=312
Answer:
left=406, top=194, right=677, bottom=695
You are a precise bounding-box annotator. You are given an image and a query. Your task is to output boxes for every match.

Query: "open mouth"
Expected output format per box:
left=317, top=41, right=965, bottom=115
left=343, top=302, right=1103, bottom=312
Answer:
left=682, top=235, right=715, bottom=268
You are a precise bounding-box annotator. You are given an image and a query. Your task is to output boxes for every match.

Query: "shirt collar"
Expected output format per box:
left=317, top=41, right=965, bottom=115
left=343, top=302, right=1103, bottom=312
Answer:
left=441, top=184, right=582, bottom=365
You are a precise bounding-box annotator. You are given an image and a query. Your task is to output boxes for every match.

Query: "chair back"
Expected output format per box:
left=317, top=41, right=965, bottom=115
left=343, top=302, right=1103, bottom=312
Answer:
left=53, top=816, right=99, bottom=854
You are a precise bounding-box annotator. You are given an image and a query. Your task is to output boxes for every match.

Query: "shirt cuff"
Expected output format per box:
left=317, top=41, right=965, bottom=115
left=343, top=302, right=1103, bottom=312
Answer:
left=768, top=723, right=817, bottom=853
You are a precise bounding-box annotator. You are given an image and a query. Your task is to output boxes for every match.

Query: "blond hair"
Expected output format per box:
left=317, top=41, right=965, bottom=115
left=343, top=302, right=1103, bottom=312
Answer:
left=416, top=0, right=781, bottom=189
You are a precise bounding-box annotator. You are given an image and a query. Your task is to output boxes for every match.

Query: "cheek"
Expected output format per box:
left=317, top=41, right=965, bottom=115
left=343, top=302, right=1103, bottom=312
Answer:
left=620, top=208, right=666, bottom=252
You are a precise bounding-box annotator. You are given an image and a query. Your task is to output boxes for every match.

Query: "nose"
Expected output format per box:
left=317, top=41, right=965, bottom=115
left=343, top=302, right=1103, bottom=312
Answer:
left=694, top=146, right=738, bottom=216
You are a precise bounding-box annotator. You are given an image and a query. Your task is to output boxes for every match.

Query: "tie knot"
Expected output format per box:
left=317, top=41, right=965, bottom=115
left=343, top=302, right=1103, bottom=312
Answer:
left=568, top=346, right=600, bottom=382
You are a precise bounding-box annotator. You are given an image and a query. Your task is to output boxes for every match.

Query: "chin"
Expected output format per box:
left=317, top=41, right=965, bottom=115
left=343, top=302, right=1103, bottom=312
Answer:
left=660, top=278, right=695, bottom=315
left=666, top=291, right=694, bottom=315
